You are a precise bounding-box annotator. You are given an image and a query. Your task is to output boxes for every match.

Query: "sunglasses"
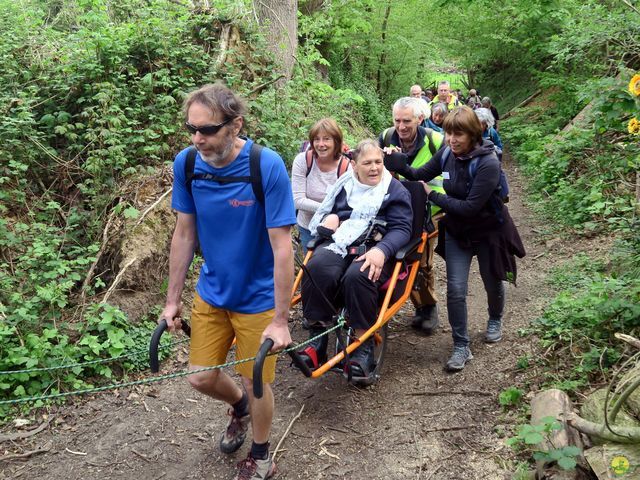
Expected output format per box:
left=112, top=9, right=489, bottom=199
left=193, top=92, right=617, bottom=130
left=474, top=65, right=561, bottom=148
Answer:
left=184, top=118, right=231, bottom=136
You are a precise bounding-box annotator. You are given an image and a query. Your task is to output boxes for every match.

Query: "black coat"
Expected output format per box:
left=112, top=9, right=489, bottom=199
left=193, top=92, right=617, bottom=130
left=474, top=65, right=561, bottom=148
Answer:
left=389, top=140, right=525, bottom=282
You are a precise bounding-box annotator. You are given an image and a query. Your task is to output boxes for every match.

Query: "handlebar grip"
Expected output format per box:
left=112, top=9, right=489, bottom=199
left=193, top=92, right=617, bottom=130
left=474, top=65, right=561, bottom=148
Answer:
left=149, top=318, right=191, bottom=373
left=288, top=349, right=312, bottom=378
left=253, top=338, right=274, bottom=399
left=149, top=319, right=168, bottom=373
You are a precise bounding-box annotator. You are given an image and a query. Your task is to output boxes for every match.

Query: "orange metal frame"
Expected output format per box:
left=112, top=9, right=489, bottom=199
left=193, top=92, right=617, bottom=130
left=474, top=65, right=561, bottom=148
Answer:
left=289, top=228, right=438, bottom=378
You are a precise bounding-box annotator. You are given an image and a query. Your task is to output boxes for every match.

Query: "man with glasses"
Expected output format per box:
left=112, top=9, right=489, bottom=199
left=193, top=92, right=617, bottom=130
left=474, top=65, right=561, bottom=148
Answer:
left=161, top=83, right=295, bottom=480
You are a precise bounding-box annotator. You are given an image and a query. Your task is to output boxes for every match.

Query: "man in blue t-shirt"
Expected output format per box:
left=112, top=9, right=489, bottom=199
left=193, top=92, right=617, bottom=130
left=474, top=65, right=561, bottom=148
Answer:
left=161, top=83, right=295, bottom=480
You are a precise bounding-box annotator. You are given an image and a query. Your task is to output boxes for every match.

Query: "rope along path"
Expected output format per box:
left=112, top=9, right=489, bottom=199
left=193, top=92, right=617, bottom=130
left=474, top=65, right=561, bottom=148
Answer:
left=0, top=319, right=346, bottom=406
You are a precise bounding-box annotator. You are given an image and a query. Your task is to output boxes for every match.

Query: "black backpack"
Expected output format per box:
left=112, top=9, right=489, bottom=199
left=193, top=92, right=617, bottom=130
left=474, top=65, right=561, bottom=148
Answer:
left=439, top=146, right=509, bottom=202
left=184, top=141, right=264, bottom=203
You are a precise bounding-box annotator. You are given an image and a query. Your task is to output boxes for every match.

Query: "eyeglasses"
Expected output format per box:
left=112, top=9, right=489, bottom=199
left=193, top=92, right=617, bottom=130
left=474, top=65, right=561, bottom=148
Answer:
left=184, top=118, right=231, bottom=136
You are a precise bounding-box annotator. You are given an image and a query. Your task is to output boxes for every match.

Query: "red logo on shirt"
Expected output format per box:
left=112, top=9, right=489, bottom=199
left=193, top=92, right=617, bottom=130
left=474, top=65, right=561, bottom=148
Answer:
left=229, top=199, right=255, bottom=207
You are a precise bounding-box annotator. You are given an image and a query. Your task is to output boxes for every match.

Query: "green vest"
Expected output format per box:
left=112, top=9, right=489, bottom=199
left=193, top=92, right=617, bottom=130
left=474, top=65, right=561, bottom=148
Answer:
left=430, top=95, right=459, bottom=111
left=382, top=127, right=445, bottom=214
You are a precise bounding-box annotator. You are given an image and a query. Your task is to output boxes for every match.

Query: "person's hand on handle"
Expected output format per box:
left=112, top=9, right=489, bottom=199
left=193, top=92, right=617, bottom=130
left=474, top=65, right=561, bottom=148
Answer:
left=356, top=247, right=386, bottom=282
left=160, top=303, right=183, bottom=333
left=261, top=321, right=292, bottom=353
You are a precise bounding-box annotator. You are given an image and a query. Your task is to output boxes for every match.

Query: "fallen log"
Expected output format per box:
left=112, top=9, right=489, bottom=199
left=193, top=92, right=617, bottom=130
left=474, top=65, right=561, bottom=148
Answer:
left=502, top=89, right=542, bottom=119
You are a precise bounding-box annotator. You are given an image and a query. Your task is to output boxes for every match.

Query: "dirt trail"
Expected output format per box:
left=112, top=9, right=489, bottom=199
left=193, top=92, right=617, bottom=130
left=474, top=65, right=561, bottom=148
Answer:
left=1, top=161, right=559, bottom=480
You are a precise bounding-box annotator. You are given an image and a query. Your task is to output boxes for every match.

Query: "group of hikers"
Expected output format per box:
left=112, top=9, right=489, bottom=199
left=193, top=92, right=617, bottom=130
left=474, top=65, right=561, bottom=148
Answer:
left=161, top=81, right=525, bottom=479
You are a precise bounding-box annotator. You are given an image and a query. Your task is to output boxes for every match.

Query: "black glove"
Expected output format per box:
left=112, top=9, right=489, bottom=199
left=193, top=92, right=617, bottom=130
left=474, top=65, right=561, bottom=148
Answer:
left=384, top=151, right=410, bottom=176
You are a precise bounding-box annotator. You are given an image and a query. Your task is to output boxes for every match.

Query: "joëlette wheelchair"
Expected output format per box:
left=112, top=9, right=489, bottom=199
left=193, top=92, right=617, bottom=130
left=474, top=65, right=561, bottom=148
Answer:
left=149, top=181, right=438, bottom=399
left=253, top=180, right=439, bottom=394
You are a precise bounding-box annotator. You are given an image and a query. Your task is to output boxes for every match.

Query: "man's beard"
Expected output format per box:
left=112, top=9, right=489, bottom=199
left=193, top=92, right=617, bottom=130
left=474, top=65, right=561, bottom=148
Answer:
left=199, top=135, right=235, bottom=167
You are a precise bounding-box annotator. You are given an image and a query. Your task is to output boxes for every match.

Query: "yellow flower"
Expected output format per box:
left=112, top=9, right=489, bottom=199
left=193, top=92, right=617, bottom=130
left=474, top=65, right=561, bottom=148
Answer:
left=629, top=118, right=640, bottom=135
left=630, top=74, right=640, bottom=96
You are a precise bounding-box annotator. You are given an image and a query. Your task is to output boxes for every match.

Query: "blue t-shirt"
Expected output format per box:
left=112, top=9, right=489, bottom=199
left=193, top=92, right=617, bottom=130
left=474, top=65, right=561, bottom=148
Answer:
left=172, top=138, right=296, bottom=313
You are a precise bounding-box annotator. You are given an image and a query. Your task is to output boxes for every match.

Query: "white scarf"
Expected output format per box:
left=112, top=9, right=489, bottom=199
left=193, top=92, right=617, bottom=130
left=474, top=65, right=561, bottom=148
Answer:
left=308, top=169, right=393, bottom=257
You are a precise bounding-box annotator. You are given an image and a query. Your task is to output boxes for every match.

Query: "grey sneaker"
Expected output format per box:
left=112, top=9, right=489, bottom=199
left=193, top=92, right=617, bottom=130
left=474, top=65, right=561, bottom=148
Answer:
left=220, top=408, right=250, bottom=454
left=234, top=454, right=276, bottom=480
left=410, top=305, right=440, bottom=335
left=445, top=345, right=473, bottom=371
left=485, top=318, right=502, bottom=343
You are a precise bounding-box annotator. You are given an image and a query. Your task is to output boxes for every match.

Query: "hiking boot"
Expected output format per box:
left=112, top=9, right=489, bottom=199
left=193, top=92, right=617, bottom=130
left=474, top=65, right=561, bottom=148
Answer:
left=219, top=408, right=250, bottom=454
left=296, top=327, right=328, bottom=370
left=234, top=454, right=276, bottom=480
left=346, top=338, right=375, bottom=380
left=410, top=305, right=439, bottom=335
left=445, top=345, right=473, bottom=372
left=485, top=318, right=502, bottom=343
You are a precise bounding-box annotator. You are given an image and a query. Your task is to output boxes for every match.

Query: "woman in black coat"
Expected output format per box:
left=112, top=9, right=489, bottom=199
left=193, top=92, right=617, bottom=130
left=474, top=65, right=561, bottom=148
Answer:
left=386, top=106, right=525, bottom=372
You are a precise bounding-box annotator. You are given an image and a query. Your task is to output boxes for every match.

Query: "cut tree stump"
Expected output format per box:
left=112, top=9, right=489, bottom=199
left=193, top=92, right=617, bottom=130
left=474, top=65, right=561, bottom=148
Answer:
left=584, top=443, right=640, bottom=479
left=530, top=389, right=585, bottom=479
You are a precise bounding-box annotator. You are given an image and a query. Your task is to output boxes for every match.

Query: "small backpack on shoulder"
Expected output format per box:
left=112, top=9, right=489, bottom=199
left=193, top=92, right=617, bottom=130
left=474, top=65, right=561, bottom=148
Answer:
left=383, top=127, right=436, bottom=156
left=440, top=146, right=509, bottom=202
left=299, top=141, right=350, bottom=178
left=184, top=142, right=265, bottom=203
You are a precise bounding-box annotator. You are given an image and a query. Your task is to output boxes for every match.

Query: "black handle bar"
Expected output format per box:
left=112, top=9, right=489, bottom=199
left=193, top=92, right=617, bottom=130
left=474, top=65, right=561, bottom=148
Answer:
left=253, top=339, right=313, bottom=399
left=149, top=318, right=191, bottom=373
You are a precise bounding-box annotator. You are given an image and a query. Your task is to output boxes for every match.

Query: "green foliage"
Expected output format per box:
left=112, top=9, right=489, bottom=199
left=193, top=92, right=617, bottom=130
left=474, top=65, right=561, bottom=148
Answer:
left=499, top=386, right=525, bottom=408
left=501, top=73, right=639, bottom=232
left=526, top=239, right=640, bottom=389
left=0, top=0, right=378, bottom=410
left=0, top=304, right=168, bottom=409
left=507, top=417, right=581, bottom=471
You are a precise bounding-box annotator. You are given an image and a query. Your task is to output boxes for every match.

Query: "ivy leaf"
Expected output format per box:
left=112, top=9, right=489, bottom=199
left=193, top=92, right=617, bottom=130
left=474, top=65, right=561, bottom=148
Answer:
left=524, top=432, right=544, bottom=444
left=557, top=456, right=577, bottom=470
left=562, top=446, right=582, bottom=456
left=123, top=206, right=139, bottom=219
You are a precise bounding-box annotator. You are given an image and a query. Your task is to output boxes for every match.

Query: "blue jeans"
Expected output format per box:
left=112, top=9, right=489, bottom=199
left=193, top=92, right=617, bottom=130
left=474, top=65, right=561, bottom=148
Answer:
left=445, top=231, right=505, bottom=347
left=297, top=225, right=314, bottom=254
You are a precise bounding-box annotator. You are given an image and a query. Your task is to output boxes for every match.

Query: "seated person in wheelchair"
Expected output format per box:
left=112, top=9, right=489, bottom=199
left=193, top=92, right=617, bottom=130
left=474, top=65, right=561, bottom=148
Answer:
left=298, top=139, right=413, bottom=379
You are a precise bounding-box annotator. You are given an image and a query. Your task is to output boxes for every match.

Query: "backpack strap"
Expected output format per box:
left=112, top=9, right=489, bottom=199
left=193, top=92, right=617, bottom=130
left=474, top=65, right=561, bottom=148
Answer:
left=439, top=146, right=451, bottom=171
left=424, top=127, right=436, bottom=155
left=249, top=142, right=264, bottom=204
left=336, top=155, right=350, bottom=178
left=305, top=149, right=314, bottom=177
left=468, top=157, right=480, bottom=178
left=185, top=147, right=198, bottom=197
left=383, top=127, right=395, bottom=147
left=183, top=142, right=264, bottom=204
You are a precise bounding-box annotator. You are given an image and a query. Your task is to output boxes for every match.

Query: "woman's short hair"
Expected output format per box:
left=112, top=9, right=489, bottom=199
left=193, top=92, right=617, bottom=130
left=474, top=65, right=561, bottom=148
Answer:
left=475, top=108, right=495, bottom=128
left=481, top=96, right=492, bottom=107
left=351, top=139, right=382, bottom=163
left=183, top=82, right=247, bottom=121
left=308, top=118, right=344, bottom=160
left=442, top=106, right=483, bottom=146
left=431, top=102, right=448, bottom=118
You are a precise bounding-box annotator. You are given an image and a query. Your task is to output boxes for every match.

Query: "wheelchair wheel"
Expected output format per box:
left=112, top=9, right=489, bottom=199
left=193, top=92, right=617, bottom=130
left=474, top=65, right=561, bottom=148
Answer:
left=335, top=322, right=388, bottom=386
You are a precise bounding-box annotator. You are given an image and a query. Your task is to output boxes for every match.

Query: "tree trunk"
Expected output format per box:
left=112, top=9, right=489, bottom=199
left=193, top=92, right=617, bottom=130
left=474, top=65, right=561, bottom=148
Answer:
left=376, top=2, right=392, bottom=94
left=254, top=0, right=298, bottom=83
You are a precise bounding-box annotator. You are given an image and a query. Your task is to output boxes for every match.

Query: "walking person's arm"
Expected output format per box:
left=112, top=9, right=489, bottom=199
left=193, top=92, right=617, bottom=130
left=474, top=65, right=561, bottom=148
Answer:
left=161, top=212, right=197, bottom=332
left=261, top=226, right=294, bottom=351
